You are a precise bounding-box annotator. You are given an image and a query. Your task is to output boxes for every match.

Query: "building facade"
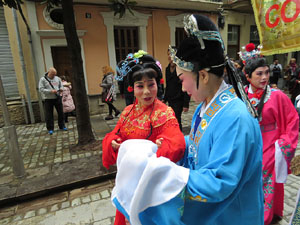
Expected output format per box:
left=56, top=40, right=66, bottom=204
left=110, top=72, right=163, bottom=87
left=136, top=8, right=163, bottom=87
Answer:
left=1, top=0, right=260, bottom=125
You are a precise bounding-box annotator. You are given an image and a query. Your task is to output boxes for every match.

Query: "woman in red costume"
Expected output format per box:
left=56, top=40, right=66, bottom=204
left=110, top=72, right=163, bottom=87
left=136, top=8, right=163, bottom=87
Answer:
left=102, top=51, right=185, bottom=225
left=241, top=44, right=299, bottom=225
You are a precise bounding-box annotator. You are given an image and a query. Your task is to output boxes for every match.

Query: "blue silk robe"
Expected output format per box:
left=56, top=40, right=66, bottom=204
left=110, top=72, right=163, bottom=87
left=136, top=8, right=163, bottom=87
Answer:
left=113, top=86, right=264, bottom=225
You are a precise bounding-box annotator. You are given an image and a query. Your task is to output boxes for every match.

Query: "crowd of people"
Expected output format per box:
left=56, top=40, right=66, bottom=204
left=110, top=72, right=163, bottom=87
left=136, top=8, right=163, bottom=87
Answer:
left=38, top=13, right=300, bottom=225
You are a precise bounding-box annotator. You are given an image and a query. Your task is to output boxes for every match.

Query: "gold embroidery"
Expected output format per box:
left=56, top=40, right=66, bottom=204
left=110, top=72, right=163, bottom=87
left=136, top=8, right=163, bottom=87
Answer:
left=206, top=102, right=221, bottom=117
left=118, top=100, right=176, bottom=135
left=189, top=195, right=207, bottom=202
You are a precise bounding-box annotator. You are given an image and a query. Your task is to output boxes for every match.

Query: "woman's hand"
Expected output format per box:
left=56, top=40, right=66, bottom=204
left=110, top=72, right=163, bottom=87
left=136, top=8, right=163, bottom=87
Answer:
left=156, top=138, right=164, bottom=148
left=111, top=138, right=122, bottom=152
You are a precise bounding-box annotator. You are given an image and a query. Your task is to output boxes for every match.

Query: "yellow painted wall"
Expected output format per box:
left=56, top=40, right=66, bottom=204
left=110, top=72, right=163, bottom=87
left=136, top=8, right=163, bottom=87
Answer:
left=3, top=4, right=37, bottom=100
left=220, top=11, right=256, bottom=55
left=74, top=5, right=110, bottom=95
left=34, top=3, right=219, bottom=95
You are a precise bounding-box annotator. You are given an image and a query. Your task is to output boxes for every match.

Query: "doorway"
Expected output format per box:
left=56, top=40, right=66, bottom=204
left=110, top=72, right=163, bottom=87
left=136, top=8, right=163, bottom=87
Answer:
left=51, top=46, right=75, bottom=100
left=51, top=46, right=73, bottom=82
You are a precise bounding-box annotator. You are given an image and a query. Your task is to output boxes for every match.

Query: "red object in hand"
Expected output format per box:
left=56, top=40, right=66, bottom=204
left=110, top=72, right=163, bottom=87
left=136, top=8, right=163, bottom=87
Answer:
left=160, top=78, right=164, bottom=84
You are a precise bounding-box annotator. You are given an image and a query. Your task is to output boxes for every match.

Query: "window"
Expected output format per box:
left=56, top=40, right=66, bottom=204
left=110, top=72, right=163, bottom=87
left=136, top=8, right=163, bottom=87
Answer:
left=43, top=6, right=64, bottom=29
left=227, top=25, right=240, bottom=60
left=50, top=9, right=63, bottom=25
left=250, top=25, right=260, bottom=46
left=175, top=28, right=187, bottom=48
left=114, top=26, right=139, bottom=63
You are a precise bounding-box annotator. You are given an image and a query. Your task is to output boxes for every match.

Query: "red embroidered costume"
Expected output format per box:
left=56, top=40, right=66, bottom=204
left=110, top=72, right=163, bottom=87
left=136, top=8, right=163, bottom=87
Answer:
left=102, top=98, right=185, bottom=225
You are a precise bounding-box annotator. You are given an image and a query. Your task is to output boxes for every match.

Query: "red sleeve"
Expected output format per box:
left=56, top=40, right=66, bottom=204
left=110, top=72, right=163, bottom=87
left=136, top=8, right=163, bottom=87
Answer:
left=277, top=92, right=299, bottom=173
left=102, top=124, right=121, bottom=169
left=155, top=119, right=186, bottom=163
left=153, top=107, right=185, bottom=162
left=102, top=105, right=134, bottom=169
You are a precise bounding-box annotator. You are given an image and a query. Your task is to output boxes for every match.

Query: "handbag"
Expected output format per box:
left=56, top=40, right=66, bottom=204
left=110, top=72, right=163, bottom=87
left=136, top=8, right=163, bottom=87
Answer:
left=102, top=84, right=114, bottom=103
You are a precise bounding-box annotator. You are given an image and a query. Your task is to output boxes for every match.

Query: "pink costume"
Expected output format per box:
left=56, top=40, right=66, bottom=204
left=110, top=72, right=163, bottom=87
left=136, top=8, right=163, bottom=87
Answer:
left=246, top=85, right=299, bottom=224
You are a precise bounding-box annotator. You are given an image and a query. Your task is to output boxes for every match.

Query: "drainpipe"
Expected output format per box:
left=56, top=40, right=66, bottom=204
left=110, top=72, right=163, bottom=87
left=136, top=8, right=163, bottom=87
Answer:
left=27, top=30, right=45, bottom=122
left=12, top=8, right=35, bottom=124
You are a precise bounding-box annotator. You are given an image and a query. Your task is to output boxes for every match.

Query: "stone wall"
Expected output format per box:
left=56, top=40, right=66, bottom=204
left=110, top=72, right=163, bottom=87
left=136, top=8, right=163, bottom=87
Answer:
left=0, top=101, right=41, bottom=127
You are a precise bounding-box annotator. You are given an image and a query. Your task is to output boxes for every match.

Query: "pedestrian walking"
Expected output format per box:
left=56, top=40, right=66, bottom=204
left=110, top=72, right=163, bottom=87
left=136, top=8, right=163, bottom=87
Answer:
left=39, top=67, right=67, bottom=135
left=270, top=59, right=282, bottom=87
left=100, top=66, right=120, bottom=120
left=110, top=14, right=264, bottom=225
left=61, top=76, right=75, bottom=123
left=102, top=51, right=185, bottom=225
left=163, top=47, right=190, bottom=131
left=241, top=43, right=299, bottom=225
left=286, top=58, right=300, bottom=104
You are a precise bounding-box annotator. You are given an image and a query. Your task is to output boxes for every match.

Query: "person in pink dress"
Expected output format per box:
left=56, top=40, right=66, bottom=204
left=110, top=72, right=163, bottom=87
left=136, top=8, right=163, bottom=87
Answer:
left=61, top=76, right=75, bottom=123
left=241, top=43, right=299, bottom=225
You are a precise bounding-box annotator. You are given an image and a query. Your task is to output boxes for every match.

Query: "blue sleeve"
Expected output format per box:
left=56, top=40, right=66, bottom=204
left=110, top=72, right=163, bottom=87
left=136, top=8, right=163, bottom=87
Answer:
left=186, top=113, right=259, bottom=203
left=179, top=104, right=202, bottom=167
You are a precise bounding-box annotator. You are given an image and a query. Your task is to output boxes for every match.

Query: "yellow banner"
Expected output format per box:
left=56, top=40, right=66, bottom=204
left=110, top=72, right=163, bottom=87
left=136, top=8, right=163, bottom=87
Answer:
left=251, top=0, right=300, bottom=55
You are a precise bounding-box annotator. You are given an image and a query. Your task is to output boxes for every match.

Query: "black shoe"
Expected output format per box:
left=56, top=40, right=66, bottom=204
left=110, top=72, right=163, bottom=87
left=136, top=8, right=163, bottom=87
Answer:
left=115, top=110, right=120, bottom=117
left=105, top=115, right=114, bottom=120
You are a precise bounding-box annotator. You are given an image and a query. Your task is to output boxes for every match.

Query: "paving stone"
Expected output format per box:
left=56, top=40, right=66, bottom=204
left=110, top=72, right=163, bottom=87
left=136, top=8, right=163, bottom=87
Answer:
left=37, top=208, right=47, bottom=215
left=61, top=201, right=70, bottom=209
left=55, top=204, right=93, bottom=224
left=100, top=190, right=110, bottom=199
left=91, top=193, right=101, bottom=201
left=11, top=215, right=23, bottom=222
left=91, top=199, right=115, bottom=221
left=71, top=198, right=81, bottom=207
left=0, top=218, right=11, bottom=225
left=94, top=218, right=112, bottom=225
left=81, top=196, right=92, bottom=204
left=24, top=210, right=35, bottom=219
left=50, top=204, right=59, bottom=212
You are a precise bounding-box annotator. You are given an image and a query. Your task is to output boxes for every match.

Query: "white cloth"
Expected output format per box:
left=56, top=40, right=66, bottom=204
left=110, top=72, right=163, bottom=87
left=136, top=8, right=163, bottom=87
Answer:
left=275, top=140, right=288, bottom=183
left=296, top=94, right=300, bottom=108
left=111, top=139, right=190, bottom=225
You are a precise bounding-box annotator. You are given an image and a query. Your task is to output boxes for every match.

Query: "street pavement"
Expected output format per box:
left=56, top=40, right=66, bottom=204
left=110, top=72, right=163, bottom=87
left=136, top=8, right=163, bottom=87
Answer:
left=0, top=97, right=299, bottom=225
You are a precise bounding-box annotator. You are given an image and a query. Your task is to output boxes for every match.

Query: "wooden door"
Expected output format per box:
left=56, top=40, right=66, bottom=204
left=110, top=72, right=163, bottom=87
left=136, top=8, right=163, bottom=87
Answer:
left=51, top=47, right=75, bottom=101
left=51, top=46, right=73, bottom=82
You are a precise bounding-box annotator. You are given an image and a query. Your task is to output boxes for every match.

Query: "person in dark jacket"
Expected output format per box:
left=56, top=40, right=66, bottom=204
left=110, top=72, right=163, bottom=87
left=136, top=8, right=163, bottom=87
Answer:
left=163, top=47, right=190, bottom=130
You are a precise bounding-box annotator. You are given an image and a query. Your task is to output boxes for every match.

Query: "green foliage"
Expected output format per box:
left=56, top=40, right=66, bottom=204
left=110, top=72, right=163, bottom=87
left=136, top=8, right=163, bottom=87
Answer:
left=0, top=0, right=23, bottom=9
left=108, top=0, right=137, bottom=18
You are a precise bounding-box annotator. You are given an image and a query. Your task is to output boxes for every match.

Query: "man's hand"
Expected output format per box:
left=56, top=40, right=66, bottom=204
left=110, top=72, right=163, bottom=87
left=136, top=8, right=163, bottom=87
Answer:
left=183, top=107, right=189, bottom=112
left=51, top=90, right=58, bottom=94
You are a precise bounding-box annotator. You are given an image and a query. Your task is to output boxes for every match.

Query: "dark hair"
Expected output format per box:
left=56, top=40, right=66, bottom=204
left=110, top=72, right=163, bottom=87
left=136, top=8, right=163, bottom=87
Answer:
left=244, top=57, right=269, bottom=78
left=236, top=59, right=244, bottom=70
left=127, top=55, right=162, bottom=87
left=176, top=14, right=225, bottom=77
